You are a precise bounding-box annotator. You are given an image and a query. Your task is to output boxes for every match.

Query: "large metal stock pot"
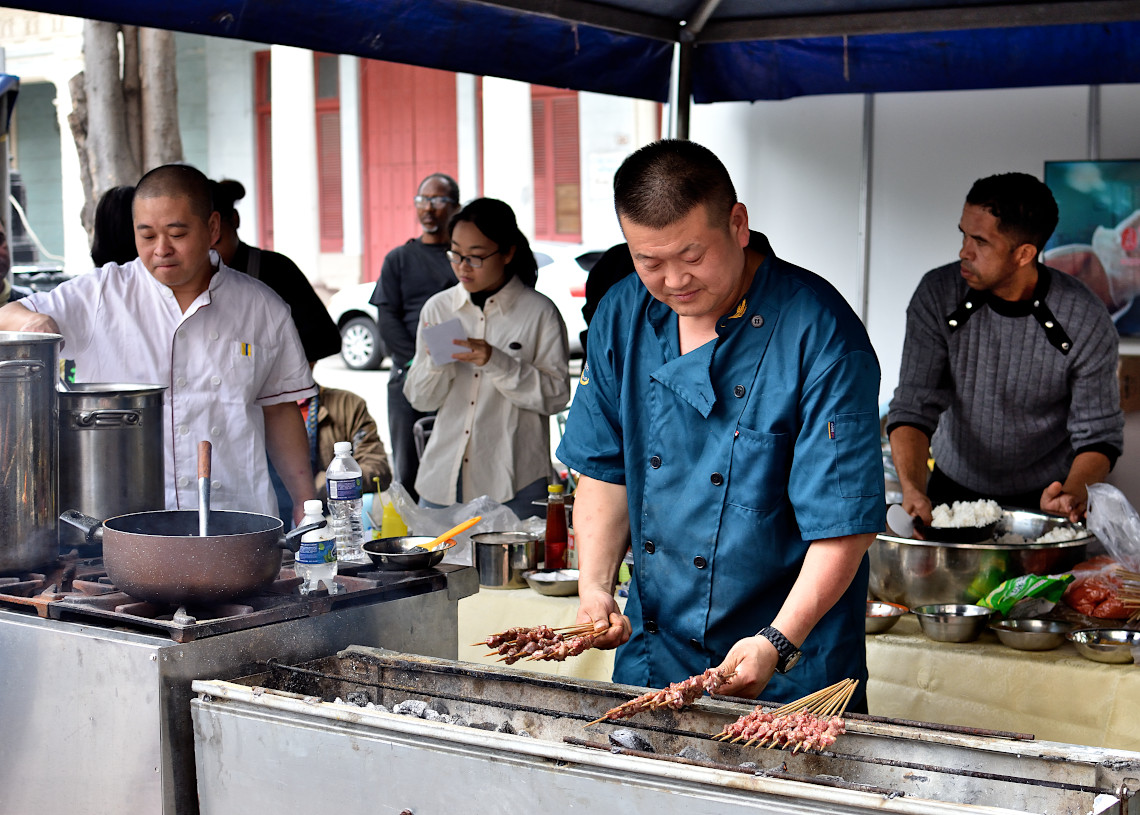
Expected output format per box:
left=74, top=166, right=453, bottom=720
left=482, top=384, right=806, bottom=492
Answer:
left=0, top=331, right=61, bottom=573
left=58, top=383, right=166, bottom=555
left=61, top=508, right=321, bottom=605
left=869, top=509, right=1091, bottom=608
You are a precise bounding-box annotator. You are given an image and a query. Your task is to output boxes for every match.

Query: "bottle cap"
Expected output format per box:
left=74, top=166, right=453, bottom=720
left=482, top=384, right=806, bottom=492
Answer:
left=334, top=441, right=352, bottom=454
left=303, top=499, right=324, bottom=514
left=548, top=484, right=564, bottom=494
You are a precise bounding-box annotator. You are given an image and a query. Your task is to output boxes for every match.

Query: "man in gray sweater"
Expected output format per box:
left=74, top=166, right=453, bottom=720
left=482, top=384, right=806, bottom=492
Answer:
left=888, top=172, right=1124, bottom=526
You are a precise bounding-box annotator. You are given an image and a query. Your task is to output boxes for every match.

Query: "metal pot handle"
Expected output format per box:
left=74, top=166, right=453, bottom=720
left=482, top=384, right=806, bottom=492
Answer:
left=279, top=519, right=327, bottom=553
left=74, top=409, right=143, bottom=428
left=0, top=359, right=46, bottom=379
left=59, top=509, right=106, bottom=544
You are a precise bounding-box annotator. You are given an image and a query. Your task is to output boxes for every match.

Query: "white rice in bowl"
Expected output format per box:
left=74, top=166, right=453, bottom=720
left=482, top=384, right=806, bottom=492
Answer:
left=1033, top=525, right=1082, bottom=544
left=930, top=499, right=1003, bottom=529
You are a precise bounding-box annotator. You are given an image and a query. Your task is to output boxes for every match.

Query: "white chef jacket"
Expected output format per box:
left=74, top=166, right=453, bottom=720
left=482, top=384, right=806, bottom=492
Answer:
left=403, top=275, right=570, bottom=505
left=26, top=255, right=316, bottom=517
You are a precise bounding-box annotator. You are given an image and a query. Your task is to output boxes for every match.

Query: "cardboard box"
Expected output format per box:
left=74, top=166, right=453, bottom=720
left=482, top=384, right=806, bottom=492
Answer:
left=1120, top=355, right=1140, bottom=412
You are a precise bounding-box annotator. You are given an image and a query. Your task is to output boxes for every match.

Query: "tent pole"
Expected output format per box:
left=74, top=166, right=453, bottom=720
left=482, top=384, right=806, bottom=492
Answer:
left=856, top=93, right=875, bottom=326
left=676, top=39, right=693, bottom=140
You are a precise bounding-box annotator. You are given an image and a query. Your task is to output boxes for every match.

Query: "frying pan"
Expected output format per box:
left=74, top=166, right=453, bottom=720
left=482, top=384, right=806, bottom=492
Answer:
left=60, top=508, right=323, bottom=605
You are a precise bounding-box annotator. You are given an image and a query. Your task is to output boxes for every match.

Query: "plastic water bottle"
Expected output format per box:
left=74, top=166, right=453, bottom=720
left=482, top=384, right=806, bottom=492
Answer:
left=296, top=499, right=337, bottom=594
left=326, top=441, right=367, bottom=562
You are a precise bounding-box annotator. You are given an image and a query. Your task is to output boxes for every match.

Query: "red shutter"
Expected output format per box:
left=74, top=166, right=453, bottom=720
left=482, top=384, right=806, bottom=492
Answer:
left=316, top=109, right=343, bottom=251
left=255, top=51, right=274, bottom=249
left=531, top=86, right=580, bottom=242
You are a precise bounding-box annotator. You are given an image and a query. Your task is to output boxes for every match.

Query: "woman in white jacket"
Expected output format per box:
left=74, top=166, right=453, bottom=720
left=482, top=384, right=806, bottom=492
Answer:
left=403, top=198, right=570, bottom=518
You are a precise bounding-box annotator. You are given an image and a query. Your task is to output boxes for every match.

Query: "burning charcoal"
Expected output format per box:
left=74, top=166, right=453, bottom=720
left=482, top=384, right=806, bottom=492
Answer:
left=677, top=746, right=711, bottom=763
left=495, top=721, right=516, bottom=734
left=518, top=730, right=532, bottom=738
left=392, top=700, right=428, bottom=717
left=450, top=716, right=468, bottom=728
left=469, top=721, right=496, bottom=731
left=346, top=691, right=370, bottom=707
left=609, top=729, right=654, bottom=752
left=428, top=700, right=450, bottom=716
left=422, top=709, right=443, bottom=722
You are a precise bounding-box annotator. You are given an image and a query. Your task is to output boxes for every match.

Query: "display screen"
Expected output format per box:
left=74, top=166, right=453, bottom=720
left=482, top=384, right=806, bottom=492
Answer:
left=1043, top=159, right=1140, bottom=336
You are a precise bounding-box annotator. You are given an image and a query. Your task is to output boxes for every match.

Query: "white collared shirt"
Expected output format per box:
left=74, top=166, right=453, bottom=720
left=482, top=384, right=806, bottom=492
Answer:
left=403, top=275, right=570, bottom=505
left=27, top=255, right=316, bottom=516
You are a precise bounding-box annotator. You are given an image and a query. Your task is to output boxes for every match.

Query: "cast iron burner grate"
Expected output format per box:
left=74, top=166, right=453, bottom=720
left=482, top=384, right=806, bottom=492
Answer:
left=0, top=556, right=462, bottom=642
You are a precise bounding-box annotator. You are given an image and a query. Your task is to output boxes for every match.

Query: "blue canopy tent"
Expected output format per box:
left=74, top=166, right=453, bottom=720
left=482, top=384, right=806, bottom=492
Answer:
left=6, top=1, right=1140, bottom=127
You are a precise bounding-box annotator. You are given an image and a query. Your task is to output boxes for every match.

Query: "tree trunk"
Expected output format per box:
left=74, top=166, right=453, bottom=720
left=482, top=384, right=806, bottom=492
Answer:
left=66, top=72, right=94, bottom=237
left=139, top=27, right=183, bottom=172
left=120, top=25, right=143, bottom=174
left=82, top=20, right=140, bottom=205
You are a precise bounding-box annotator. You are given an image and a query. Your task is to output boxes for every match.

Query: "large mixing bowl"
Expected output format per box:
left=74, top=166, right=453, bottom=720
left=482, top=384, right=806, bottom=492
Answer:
left=869, top=509, right=1091, bottom=608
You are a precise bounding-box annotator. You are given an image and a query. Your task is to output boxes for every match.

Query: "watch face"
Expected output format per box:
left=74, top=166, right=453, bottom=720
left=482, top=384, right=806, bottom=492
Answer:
left=783, top=650, right=802, bottom=672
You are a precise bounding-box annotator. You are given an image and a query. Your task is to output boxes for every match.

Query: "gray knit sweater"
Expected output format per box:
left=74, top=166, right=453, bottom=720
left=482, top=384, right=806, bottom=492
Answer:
left=888, top=261, right=1124, bottom=496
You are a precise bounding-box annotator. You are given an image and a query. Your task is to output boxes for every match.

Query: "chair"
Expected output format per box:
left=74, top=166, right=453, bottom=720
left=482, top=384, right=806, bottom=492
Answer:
left=412, top=415, right=435, bottom=461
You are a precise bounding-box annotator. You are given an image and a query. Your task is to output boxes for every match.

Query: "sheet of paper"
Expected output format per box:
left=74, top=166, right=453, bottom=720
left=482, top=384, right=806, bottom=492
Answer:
left=423, top=318, right=468, bottom=364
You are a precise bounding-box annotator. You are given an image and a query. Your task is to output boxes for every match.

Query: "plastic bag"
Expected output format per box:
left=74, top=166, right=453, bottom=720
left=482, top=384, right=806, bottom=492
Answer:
left=1085, top=483, right=1140, bottom=571
left=978, top=573, right=1073, bottom=616
left=374, top=480, right=544, bottom=566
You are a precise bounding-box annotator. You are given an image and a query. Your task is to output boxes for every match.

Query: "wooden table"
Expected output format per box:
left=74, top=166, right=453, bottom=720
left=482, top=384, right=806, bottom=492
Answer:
left=458, top=589, right=1140, bottom=751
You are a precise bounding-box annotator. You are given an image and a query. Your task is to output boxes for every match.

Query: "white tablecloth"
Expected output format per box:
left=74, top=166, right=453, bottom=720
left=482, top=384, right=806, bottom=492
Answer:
left=458, top=589, right=1140, bottom=751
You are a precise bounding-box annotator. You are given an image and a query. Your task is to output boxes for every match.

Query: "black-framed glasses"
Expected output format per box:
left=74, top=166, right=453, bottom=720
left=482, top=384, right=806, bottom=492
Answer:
left=447, top=249, right=500, bottom=268
left=414, top=195, right=457, bottom=208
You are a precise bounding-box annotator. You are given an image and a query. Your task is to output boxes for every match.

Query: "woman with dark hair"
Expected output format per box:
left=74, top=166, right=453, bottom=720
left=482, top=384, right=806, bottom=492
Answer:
left=91, top=186, right=137, bottom=267
left=403, top=198, right=570, bottom=518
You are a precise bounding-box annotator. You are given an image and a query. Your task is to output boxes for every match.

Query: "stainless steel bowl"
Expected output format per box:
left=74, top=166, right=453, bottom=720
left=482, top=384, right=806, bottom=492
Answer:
left=361, top=536, right=456, bottom=571
left=865, top=600, right=908, bottom=634
left=1066, top=628, right=1140, bottom=664
left=870, top=509, right=1090, bottom=608
left=472, top=531, right=540, bottom=589
left=523, top=569, right=579, bottom=596
left=912, top=604, right=992, bottom=643
left=989, top=618, right=1075, bottom=651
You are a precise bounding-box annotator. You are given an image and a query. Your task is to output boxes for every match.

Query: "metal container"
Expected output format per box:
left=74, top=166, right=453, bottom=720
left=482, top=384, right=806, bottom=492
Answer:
left=58, top=382, right=165, bottom=554
left=870, top=509, right=1090, bottom=608
left=363, top=535, right=456, bottom=570
left=0, top=331, right=61, bottom=573
left=912, top=603, right=993, bottom=643
left=472, top=531, right=540, bottom=589
left=989, top=618, right=1075, bottom=651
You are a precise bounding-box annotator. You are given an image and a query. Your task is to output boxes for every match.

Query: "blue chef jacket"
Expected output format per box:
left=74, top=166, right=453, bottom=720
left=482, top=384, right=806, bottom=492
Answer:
left=557, top=232, right=885, bottom=705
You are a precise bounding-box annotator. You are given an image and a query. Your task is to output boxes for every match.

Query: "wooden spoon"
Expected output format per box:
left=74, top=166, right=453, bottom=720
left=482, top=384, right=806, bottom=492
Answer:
left=414, top=516, right=482, bottom=552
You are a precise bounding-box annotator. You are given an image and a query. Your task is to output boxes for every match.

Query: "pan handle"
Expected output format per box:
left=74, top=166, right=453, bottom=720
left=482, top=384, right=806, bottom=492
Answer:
left=59, top=509, right=106, bottom=544
left=279, top=519, right=327, bottom=553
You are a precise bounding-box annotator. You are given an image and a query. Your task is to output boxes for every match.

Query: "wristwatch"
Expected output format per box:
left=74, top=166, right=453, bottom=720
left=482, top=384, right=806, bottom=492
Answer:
left=756, top=626, right=802, bottom=674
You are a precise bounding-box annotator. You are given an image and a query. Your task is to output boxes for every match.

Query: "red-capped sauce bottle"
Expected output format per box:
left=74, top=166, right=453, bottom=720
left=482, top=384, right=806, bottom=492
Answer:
left=544, top=483, right=568, bottom=570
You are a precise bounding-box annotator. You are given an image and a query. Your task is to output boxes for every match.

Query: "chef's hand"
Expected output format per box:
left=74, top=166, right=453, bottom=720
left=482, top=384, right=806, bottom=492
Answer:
left=451, top=338, right=492, bottom=367
left=715, top=635, right=779, bottom=699
left=900, top=488, right=933, bottom=539
left=1040, top=481, right=1084, bottom=523
left=576, top=588, right=630, bottom=650
left=17, top=312, right=64, bottom=345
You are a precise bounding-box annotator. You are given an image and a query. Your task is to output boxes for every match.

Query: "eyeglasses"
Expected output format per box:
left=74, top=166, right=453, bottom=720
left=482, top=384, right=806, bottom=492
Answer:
left=447, top=249, right=500, bottom=268
left=414, top=195, right=457, bottom=208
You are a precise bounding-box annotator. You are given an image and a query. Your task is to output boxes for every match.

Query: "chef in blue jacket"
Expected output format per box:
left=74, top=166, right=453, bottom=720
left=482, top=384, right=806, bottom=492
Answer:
left=558, top=140, right=884, bottom=707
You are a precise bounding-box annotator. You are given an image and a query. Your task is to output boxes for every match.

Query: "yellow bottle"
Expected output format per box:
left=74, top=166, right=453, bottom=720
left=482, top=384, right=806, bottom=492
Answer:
left=379, top=495, right=408, bottom=538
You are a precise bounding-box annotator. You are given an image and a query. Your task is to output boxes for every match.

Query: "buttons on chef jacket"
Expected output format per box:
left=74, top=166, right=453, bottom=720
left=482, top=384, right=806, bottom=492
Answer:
left=211, top=480, right=221, bottom=490
left=178, top=424, right=189, bottom=435
left=644, top=619, right=659, bottom=634
left=176, top=377, right=187, bottom=387
left=734, top=384, right=745, bottom=398
left=751, top=315, right=764, bottom=328
left=693, top=556, right=707, bottom=569
left=210, top=376, right=221, bottom=387
left=650, top=455, right=662, bottom=468
left=689, top=638, right=702, bottom=650
left=178, top=476, right=190, bottom=487
left=644, top=540, right=655, bottom=554
left=710, top=472, right=724, bottom=486
left=211, top=426, right=221, bottom=436
left=209, top=331, right=219, bottom=341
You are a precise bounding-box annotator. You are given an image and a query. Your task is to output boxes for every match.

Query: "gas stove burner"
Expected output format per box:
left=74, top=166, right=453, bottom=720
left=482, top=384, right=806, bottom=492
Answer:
left=0, top=556, right=466, bottom=642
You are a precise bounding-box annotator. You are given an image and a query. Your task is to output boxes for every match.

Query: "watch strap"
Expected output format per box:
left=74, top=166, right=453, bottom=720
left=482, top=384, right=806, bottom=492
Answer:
left=756, top=625, right=801, bottom=674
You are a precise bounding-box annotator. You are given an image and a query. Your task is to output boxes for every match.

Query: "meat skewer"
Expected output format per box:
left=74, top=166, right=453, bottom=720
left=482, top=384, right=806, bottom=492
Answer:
left=474, top=623, right=601, bottom=665
left=585, top=667, right=735, bottom=726
left=711, top=678, right=857, bottom=754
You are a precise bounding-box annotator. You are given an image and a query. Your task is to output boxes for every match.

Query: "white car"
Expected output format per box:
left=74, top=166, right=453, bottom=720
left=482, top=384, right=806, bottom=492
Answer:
left=327, top=242, right=601, bottom=370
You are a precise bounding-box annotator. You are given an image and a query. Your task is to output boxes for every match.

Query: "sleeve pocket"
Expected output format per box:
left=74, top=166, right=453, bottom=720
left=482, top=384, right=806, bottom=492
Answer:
left=832, top=411, right=882, bottom=498
left=726, top=426, right=790, bottom=513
